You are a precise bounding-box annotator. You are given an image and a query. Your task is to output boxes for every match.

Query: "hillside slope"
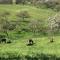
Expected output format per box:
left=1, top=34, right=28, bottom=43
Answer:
left=0, top=5, right=56, bottom=20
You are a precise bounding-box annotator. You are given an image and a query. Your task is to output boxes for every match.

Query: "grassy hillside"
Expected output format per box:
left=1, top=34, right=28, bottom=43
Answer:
left=0, top=5, right=60, bottom=60
left=0, top=4, right=56, bottom=20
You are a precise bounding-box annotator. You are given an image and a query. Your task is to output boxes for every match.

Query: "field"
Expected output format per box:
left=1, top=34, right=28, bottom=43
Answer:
left=0, top=4, right=60, bottom=60
left=0, top=4, right=56, bottom=20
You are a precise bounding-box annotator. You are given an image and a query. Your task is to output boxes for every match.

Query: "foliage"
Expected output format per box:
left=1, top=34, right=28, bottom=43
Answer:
left=0, top=5, right=60, bottom=60
left=17, top=10, right=30, bottom=20
left=28, top=20, right=45, bottom=35
left=47, top=13, right=60, bottom=42
left=54, top=5, right=60, bottom=11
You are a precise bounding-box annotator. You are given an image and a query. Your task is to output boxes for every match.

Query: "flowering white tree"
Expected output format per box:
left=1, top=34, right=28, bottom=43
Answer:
left=48, top=13, right=60, bottom=42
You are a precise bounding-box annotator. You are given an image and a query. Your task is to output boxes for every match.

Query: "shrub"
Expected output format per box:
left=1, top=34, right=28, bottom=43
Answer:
left=16, top=10, right=30, bottom=20
left=54, top=5, right=60, bottom=11
left=44, top=1, right=57, bottom=9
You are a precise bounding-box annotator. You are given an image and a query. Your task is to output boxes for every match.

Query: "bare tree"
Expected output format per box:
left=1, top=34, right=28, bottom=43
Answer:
left=12, top=0, right=16, bottom=4
left=28, top=19, right=44, bottom=36
left=0, top=11, right=10, bottom=36
left=16, top=10, right=30, bottom=22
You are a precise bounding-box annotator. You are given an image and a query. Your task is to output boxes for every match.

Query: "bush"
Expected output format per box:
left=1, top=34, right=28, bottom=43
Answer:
left=0, top=34, right=6, bottom=39
left=16, top=10, right=30, bottom=19
left=54, top=5, right=60, bottom=11
left=35, top=0, right=60, bottom=10
left=44, top=1, right=57, bottom=9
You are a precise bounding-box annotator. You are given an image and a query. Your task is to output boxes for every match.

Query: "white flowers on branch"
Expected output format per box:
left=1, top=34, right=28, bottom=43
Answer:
left=48, top=12, right=60, bottom=42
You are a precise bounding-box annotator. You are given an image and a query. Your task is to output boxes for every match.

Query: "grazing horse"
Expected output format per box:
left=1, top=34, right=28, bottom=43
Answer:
left=27, top=39, right=34, bottom=46
left=7, top=40, right=11, bottom=43
left=50, top=37, right=54, bottom=43
left=0, top=38, right=6, bottom=43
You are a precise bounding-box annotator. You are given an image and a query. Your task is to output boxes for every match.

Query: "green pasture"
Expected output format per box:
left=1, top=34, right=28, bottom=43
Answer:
left=0, top=4, right=60, bottom=60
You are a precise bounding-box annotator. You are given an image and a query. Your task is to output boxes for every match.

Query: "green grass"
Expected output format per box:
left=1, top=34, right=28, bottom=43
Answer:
left=0, top=36, right=59, bottom=55
left=0, top=4, right=60, bottom=60
left=0, top=4, right=56, bottom=21
left=0, top=36, right=60, bottom=59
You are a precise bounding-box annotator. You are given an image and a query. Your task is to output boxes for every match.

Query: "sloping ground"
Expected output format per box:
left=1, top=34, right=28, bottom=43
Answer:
left=0, top=4, right=56, bottom=21
left=0, top=5, right=60, bottom=60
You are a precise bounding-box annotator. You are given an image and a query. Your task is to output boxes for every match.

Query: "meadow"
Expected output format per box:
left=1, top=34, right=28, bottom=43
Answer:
left=0, top=4, right=60, bottom=60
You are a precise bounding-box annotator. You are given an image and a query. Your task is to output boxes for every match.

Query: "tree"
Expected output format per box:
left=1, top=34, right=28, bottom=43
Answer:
left=0, top=11, right=17, bottom=39
left=47, top=13, right=60, bottom=42
left=17, top=10, right=30, bottom=21
left=16, top=10, right=31, bottom=33
left=0, top=12, right=9, bottom=36
left=12, top=0, right=16, bottom=4
left=0, top=11, right=10, bottom=36
left=28, top=19, right=44, bottom=36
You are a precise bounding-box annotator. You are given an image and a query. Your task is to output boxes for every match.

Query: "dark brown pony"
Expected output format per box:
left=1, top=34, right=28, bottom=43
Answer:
left=0, top=38, right=6, bottom=43
left=27, top=39, right=34, bottom=46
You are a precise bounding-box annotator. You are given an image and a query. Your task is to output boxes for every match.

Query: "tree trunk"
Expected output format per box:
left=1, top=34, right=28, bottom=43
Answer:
left=12, top=0, right=16, bottom=4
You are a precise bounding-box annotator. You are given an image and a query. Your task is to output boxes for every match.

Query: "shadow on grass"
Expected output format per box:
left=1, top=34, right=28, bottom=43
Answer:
left=0, top=53, right=60, bottom=60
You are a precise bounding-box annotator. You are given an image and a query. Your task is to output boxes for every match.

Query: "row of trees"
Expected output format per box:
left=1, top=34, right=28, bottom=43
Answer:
left=15, top=0, right=60, bottom=4
left=16, top=0, right=60, bottom=11
left=0, top=0, right=60, bottom=11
